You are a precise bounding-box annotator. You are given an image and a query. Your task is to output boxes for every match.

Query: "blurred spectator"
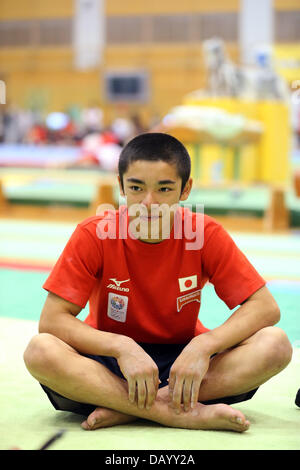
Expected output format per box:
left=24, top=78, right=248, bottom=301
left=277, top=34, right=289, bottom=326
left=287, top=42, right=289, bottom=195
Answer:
left=111, top=113, right=146, bottom=145
left=0, top=110, right=4, bottom=143
left=81, top=103, right=104, bottom=134
left=0, top=104, right=154, bottom=171
left=45, top=112, right=78, bottom=145
left=79, top=130, right=122, bottom=171
left=7, top=104, right=39, bottom=143
left=0, top=103, right=150, bottom=147
left=26, top=122, right=48, bottom=145
left=18, top=108, right=35, bottom=142
left=291, top=91, right=300, bottom=150
left=111, top=117, right=136, bottom=145
left=2, top=103, right=20, bottom=143
left=131, top=114, right=146, bottom=136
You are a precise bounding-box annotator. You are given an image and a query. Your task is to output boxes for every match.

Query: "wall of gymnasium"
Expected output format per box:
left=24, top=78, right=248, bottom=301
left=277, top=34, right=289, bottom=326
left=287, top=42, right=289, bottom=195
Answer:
left=0, top=0, right=299, bottom=126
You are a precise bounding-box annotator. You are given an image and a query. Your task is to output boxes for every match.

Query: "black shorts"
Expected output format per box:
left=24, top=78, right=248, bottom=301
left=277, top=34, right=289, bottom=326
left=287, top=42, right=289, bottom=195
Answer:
left=40, top=342, right=258, bottom=417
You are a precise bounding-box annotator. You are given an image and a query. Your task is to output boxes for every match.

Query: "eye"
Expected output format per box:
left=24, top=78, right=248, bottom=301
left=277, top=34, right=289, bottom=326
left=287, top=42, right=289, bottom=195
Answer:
left=159, top=187, right=173, bottom=192
left=129, top=185, right=143, bottom=192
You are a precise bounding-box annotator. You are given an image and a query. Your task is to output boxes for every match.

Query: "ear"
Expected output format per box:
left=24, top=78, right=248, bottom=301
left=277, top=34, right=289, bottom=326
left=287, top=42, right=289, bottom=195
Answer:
left=179, top=178, right=193, bottom=202
left=118, top=175, right=125, bottom=196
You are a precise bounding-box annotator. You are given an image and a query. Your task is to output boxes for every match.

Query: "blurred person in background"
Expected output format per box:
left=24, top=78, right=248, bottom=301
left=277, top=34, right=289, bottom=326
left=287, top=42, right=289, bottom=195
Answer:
left=291, top=90, right=300, bottom=150
left=2, top=103, right=20, bottom=143
left=44, top=111, right=147, bottom=171
left=0, top=100, right=149, bottom=173
left=81, top=103, right=104, bottom=135
left=111, top=116, right=136, bottom=146
left=26, top=120, right=48, bottom=145
left=78, top=129, right=122, bottom=171
left=0, top=109, right=4, bottom=143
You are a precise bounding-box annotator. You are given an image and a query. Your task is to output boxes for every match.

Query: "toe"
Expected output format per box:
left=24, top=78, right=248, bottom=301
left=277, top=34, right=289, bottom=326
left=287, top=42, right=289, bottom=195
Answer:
left=81, top=417, right=102, bottom=431
left=81, top=408, right=102, bottom=431
left=81, top=420, right=90, bottom=430
left=230, top=414, right=250, bottom=432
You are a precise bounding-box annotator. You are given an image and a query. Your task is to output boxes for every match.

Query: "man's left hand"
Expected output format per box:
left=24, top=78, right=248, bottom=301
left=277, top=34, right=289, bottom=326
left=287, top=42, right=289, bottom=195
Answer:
left=168, top=339, right=210, bottom=413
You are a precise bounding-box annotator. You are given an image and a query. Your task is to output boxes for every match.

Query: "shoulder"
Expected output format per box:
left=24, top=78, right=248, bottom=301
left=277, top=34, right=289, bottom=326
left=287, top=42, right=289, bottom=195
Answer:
left=77, top=208, right=124, bottom=243
left=78, top=208, right=120, bottom=230
left=203, top=214, right=224, bottom=235
left=180, top=207, right=223, bottom=235
left=78, top=212, right=116, bottom=229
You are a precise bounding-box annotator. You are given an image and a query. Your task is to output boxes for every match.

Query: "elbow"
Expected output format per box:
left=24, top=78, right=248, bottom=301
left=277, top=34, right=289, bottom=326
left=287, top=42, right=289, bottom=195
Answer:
left=249, top=286, right=281, bottom=326
left=263, top=287, right=281, bottom=325
left=38, top=320, right=48, bottom=334
left=38, top=315, right=52, bottom=335
left=267, top=302, right=281, bottom=326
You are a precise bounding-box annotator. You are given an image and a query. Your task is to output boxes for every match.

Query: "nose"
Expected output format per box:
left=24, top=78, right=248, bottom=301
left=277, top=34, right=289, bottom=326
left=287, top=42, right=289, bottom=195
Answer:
left=141, top=191, right=158, bottom=211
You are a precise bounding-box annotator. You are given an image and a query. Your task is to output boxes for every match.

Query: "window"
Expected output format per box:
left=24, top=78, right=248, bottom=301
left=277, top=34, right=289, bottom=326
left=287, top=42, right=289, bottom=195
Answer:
left=105, top=13, right=238, bottom=45
left=105, top=71, right=149, bottom=102
left=275, top=10, right=300, bottom=42
left=152, top=15, right=191, bottom=42
left=106, top=16, right=144, bottom=44
left=0, top=18, right=72, bottom=47
left=0, top=20, right=33, bottom=47
left=38, top=18, right=72, bottom=46
left=196, top=12, right=238, bottom=42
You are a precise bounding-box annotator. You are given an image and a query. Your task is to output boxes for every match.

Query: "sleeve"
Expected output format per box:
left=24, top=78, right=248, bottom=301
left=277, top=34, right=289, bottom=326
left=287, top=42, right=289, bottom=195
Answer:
left=201, top=221, right=266, bottom=309
left=43, top=224, right=102, bottom=308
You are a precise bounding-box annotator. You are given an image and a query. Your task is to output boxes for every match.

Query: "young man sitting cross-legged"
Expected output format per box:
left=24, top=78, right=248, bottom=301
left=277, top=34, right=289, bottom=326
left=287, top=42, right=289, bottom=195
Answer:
left=23, top=133, right=292, bottom=432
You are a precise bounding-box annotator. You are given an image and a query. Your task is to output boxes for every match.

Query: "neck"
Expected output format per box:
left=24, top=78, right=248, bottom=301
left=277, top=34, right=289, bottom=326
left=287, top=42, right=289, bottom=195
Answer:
left=129, top=214, right=174, bottom=244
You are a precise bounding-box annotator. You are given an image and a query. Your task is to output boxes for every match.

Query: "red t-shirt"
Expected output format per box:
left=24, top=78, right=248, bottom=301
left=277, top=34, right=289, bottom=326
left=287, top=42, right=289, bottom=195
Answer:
left=43, top=208, right=265, bottom=344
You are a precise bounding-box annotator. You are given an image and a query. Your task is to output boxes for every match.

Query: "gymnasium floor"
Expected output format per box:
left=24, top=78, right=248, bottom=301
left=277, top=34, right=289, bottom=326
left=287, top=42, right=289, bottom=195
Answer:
left=0, top=217, right=299, bottom=450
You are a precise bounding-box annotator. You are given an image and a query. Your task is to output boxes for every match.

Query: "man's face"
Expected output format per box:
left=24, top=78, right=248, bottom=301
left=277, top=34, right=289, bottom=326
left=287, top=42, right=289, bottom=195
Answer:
left=118, top=160, right=192, bottom=243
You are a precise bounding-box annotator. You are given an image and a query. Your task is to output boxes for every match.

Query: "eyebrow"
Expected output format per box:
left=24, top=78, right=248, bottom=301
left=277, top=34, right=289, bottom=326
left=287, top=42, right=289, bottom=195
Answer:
left=126, top=177, right=176, bottom=185
left=126, top=177, right=145, bottom=184
left=158, top=180, right=176, bottom=185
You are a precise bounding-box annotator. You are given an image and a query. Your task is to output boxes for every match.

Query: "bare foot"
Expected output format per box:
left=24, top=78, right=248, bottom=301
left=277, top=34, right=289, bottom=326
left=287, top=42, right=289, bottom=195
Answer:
left=81, top=407, right=137, bottom=430
left=166, top=402, right=250, bottom=432
left=153, top=386, right=250, bottom=432
left=81, top=385, right=250, bottom=433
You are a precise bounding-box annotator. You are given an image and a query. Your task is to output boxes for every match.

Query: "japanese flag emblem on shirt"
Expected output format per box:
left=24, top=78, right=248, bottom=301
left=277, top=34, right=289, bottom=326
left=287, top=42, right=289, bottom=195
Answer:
left=178, top=275, right=197, bottom=293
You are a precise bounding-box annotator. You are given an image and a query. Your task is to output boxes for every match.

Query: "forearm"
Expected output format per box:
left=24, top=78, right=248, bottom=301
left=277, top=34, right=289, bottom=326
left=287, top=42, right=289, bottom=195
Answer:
left=39, top=311, right=132, bottom=358
left=194, top=287, right=280, bottom=356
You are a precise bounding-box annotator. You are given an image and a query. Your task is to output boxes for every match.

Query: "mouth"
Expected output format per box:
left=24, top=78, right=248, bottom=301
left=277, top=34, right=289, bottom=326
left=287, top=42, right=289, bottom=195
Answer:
left=140, top=215, right=162, bottom=221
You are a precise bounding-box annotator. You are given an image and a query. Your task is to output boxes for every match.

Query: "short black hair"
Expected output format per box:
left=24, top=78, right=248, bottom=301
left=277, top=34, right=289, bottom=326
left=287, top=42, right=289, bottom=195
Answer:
left=118, top=132, right=191, bottom=193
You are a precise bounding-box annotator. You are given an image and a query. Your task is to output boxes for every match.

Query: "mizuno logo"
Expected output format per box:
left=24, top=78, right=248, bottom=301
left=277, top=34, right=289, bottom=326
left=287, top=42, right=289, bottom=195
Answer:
left=107, top=278, right=130, bottom=292
left=109, top=278, right=130, bottom=287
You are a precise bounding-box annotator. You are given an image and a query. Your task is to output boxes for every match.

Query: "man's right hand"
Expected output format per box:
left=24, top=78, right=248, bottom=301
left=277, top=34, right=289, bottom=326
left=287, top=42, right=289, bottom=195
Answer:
left=116, top=340, right=160, bottom=410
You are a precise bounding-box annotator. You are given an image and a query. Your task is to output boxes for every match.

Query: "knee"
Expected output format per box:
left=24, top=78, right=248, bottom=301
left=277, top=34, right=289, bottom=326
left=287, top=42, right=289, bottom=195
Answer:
left=258, top=327, right=293, bottom=372
left=23, top=333, right=58, bottom=375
